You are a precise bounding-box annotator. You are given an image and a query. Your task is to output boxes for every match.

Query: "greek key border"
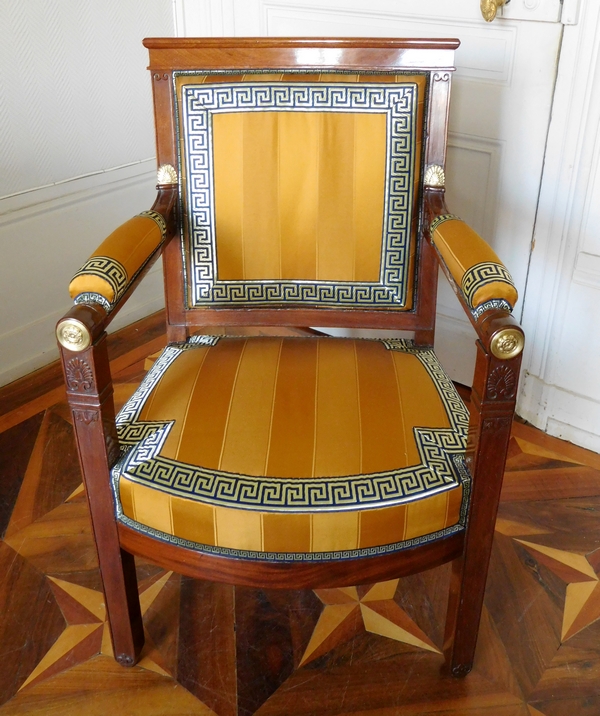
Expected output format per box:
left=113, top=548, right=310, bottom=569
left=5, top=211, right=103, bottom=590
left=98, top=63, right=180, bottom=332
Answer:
left=112, top=337, right=470, bottom=513
left=462, top=261, right=516, bottom=309
left=71, top=256, right=127, bottom=303
left=177, top=80, right=419, bottom=309
left=113, top=454, right=470, bottom=563
left=471, top=298, right=513, bottom=320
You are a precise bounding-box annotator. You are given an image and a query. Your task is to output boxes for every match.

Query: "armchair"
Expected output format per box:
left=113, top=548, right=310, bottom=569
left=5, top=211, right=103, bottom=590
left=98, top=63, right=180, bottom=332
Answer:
left=56, top=38, right=524, bottom=678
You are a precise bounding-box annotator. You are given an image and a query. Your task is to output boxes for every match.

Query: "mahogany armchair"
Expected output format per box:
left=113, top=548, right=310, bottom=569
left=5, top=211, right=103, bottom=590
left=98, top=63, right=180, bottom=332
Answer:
left=56, top=38, right=524, bottom=678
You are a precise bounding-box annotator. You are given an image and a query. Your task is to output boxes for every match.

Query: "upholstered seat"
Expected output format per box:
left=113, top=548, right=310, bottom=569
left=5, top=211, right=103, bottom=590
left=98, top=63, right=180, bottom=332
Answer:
left=114, top=336, right=469, bottom=558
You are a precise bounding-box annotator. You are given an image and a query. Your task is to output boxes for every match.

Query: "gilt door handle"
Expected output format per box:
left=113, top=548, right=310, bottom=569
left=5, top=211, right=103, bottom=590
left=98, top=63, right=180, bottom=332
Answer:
left=480, top=0, right=508, bottom=22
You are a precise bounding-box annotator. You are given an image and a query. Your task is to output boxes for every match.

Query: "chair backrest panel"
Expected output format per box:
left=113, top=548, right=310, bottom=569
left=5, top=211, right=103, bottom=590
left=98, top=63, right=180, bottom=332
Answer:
left=145, top=39, right=458, bottom=331
left=175, top=72, right=426, bottom=312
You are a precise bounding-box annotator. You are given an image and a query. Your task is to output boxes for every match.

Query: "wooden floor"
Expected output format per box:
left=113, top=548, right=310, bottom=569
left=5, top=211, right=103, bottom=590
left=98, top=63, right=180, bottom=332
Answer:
left=1, top=312, right=600, bottom=715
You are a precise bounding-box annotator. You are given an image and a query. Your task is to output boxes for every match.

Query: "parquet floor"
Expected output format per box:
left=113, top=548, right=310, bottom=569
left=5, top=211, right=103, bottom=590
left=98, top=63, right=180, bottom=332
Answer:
left=1, top=314, right=600, bottom=715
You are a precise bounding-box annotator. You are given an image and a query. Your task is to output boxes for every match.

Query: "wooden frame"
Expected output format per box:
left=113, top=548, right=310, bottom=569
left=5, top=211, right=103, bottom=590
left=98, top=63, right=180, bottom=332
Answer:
left=57, top=38, right=524, bottom=678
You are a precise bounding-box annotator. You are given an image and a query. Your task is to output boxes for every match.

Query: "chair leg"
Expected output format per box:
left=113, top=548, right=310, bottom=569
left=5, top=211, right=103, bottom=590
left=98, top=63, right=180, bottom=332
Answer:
left=443, top=533, right=495, bottom=676
left=82, top=458, right=145, bottom=666
left=97, top=542, right=145, bottom=667
left=443, top=422, right=511, bottom=676
left=62, top=336, right=145, bottom=666
left=443, top=339, right=519, bottom=676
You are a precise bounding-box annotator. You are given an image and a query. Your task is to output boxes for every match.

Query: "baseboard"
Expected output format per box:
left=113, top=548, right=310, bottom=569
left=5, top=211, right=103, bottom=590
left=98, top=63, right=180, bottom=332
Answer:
left=519, top=372, right=600, bottom=452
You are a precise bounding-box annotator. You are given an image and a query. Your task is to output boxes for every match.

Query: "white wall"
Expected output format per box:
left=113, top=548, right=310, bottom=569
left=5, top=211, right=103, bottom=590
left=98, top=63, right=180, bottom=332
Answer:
left=0, top=0, right=174, bottom=386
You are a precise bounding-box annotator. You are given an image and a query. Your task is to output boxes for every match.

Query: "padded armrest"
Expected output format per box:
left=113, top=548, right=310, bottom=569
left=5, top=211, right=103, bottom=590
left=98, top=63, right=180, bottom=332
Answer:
left=430, top=214, right=518, bottom=315
left=69, top=210, right=168, bottom=311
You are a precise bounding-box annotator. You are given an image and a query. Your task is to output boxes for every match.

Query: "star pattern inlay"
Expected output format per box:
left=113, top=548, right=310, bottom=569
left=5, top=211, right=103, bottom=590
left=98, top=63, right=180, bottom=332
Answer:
left=300, top=578, right=440, bottom=666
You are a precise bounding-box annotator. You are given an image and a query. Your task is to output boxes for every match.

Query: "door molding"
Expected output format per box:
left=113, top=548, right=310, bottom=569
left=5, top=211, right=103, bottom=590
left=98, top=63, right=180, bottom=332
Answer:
left=520, top=0, right=600, bottom=450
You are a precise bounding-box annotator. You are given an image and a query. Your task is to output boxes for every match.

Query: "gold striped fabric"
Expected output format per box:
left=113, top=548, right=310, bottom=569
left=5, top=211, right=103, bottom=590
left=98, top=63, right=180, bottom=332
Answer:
left=69, top=214, right=165, bottom=305
left=120, top=479, right=464, bottom=555
left=213, top=111, right=386, bottom=283
left=137, top=337, right=450, bottom=475
left=176, top=72, right=426, bottom=311
left=116, top=337, right=468, bottom=556
left=430, top=216, right=518, bottom=309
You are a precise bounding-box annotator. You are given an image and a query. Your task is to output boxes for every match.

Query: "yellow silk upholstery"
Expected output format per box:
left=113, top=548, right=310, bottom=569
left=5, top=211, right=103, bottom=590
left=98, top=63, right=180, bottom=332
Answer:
left=176, top=73, right=426, bottom=311
left=113, top=336, right=470, bottom=559
left=69, top=212, right=166, bottom=306
left=213, top=111, right=386, bottom=283
left=430, top=216, right=518, bottom=309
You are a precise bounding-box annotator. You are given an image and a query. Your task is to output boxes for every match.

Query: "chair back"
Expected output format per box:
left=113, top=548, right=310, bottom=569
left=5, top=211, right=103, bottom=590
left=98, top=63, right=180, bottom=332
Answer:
left=145, top=38, right=459, bottom=331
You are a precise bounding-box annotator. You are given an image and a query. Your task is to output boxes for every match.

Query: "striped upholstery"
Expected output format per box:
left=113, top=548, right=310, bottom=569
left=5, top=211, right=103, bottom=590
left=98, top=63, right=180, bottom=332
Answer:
left=176, top=72, right=426, bottom=311
left=112, top=336, right=470, bottom=561
left=213, top=111, right=387, bottom=283
left=430, top=215, right=518, bottom=310
left=69, top=212, right=167, bottom=309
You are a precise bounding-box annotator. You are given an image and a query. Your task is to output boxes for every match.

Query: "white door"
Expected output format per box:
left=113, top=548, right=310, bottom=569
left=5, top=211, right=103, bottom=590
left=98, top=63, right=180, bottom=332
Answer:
left=175, top=0, right=566, bottom=385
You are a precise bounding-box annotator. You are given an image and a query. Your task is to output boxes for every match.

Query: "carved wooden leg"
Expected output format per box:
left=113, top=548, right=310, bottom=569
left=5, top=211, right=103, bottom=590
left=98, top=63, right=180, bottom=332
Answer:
left=443, top=341, right=521, bottom=676
left=61, top=336, right=144, bottom=666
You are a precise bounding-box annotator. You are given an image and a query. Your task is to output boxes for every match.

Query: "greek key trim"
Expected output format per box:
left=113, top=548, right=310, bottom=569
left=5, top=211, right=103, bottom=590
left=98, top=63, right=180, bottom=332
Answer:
left=73, top=292, right=112, bottom=312
left=462, top=262, right=516, bottom=309
left=112, top=338, right=470, bottom=513
left=71, top=257, right=127, bottom=302
left=471, top=298, right=513, bottom=320
left=177, top=80, right=420, bottom=309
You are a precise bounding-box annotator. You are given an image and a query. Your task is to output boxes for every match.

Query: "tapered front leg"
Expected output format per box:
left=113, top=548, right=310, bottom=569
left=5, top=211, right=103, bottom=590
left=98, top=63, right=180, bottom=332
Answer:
left=60, top=330, right=144, bottom=665
left=444, top=339, right=521, bottom=675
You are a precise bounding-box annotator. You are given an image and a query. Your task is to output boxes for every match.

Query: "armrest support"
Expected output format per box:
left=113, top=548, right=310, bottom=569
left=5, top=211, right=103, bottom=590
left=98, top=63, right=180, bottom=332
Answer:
left=67, top=185, right=177, bottom=315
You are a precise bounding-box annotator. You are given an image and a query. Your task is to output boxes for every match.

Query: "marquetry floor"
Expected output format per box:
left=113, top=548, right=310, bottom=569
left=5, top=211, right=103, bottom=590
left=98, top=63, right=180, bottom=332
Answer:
left=1, top=317, right=600, bottom=715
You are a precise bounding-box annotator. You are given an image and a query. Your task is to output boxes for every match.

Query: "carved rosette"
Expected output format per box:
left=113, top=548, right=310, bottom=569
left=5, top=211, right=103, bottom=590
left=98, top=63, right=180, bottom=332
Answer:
left=490, top=328, right=524, bottom=360
left=66, top=357, right=94, bottom=393
left=486, top=365, right=517, bottom=401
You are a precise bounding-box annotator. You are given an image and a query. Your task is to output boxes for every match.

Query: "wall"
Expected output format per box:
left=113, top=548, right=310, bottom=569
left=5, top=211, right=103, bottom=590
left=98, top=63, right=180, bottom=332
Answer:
left=0, top=0, right=174, bottom=386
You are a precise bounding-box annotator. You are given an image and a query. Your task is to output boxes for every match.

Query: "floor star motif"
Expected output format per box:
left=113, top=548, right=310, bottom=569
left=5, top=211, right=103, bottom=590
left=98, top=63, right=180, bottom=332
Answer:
left=515, top=539, right=600, bottom=641
left=18, top=567, right=175, bottom=691
left=300, top=578, right=440, bottom=666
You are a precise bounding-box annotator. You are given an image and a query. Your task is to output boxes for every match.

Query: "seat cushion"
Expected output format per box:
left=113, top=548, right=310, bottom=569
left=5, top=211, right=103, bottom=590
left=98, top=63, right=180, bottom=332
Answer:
left=113, top=336, right=470, bottom=561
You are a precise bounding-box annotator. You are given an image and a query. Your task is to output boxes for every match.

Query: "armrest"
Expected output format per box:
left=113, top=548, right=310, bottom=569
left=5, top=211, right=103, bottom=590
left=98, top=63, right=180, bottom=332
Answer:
left=430, top=214, right=518, bottom=316
left=424, top=189, right=524, bottom=361
left=68, top=185, right=177, bottom=314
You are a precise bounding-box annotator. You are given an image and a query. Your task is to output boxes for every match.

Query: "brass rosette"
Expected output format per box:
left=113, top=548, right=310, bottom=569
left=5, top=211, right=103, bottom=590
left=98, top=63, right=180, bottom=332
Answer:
left=56, top=318, right=91, bottom=352
left=490, top=328, right=524, bottom=360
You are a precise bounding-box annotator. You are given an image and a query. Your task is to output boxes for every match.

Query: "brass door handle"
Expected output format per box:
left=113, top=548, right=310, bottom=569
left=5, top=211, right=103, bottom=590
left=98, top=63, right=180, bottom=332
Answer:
left=481, top=0, right=508, bottom=22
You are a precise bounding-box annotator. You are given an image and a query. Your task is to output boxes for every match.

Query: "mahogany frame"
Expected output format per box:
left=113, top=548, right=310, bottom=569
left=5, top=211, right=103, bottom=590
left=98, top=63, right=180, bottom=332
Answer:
left=57, top=38, right=524, bottom=678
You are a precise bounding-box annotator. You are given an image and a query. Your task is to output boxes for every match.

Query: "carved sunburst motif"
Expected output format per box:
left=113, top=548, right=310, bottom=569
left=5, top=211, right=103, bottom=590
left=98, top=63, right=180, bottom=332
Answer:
left=157, top=164, right=178, bottom=185
left=487, top=365, right=517, bottom=400
left=65, top=357, right=94, bottom=393
left=424, top=164, right=445, bottom=188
